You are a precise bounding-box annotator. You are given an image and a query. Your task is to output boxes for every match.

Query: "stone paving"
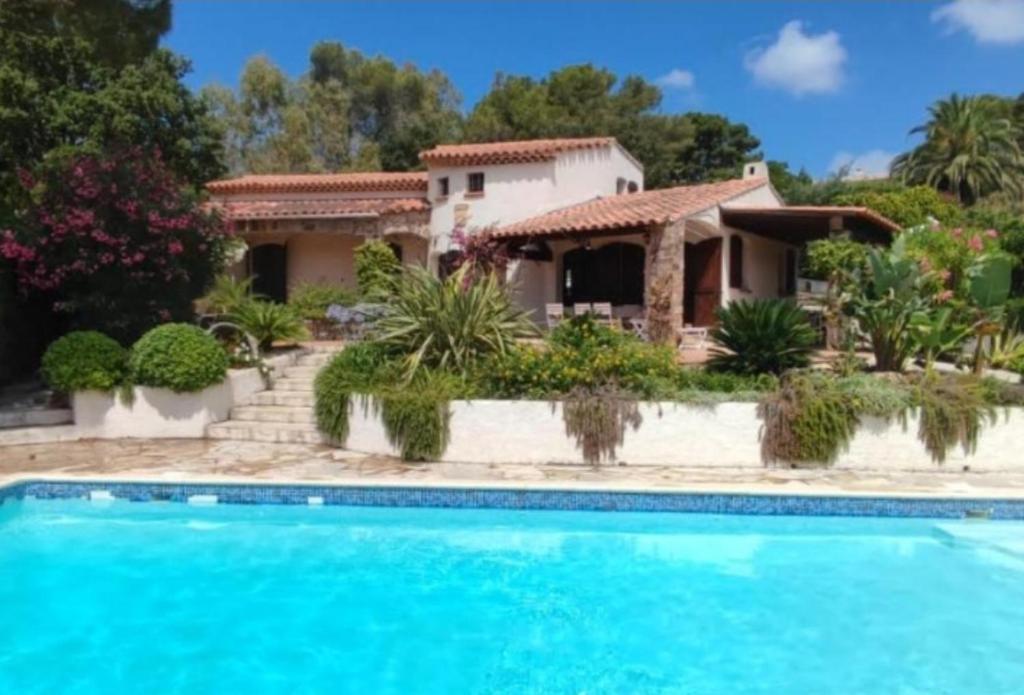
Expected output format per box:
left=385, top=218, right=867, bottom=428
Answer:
left=4, top=439, right=1024, bottom=498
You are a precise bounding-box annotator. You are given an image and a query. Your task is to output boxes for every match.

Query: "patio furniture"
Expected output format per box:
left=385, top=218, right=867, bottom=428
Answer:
left=678, top=325, right=709, bottom=351
left=573, top=302, right=593, bottom=317
left=626, top=317, right=648, bottom=341
left=545, top=303, right=565, bottom=330
left=591, top=302, right=614, bottom=327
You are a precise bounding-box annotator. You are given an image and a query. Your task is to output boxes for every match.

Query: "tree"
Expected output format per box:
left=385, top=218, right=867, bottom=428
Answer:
left=0, top=149, right=231, bottom=342
left=892, top=94, right=1024, bottom=205
left=767, top=161, right=813, bottom=202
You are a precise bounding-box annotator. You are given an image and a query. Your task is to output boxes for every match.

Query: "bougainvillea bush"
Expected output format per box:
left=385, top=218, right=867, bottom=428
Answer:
left=0, top=149, right=231, bottom=342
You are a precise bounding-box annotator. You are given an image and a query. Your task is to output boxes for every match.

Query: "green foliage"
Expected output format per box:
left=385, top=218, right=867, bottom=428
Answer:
left=675, top=369, right=778, bottom=395
left=288, top=282, right=357, bottom=320
left=314, top=342, right=397, bottom=444
left=892, top=94, right=1024, bottom=205
left=354, top=241, right=401, bottom=300
left=374, top=265, right=537, bottom=378
left=832, top=186, right=963, bottom=228
left=803, top=238, right=869, bottom=283
left=229, top=301, right=309, bottom=352
left=913, top=373, right=993, bottom=464
left=378, top=371, right=466, bottom=461
left=708, top=299, right=818, bottom=375
left=128, top=323, right=228, bottom=392
left=200, top=275, right=258, bottom=315
left=40, top=331, right=127, bottom=392
left=908, top=308, right=971, bottom=367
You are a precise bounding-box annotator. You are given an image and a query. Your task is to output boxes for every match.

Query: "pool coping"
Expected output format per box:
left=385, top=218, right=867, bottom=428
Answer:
left=4, top=475, right=1024, bottom=519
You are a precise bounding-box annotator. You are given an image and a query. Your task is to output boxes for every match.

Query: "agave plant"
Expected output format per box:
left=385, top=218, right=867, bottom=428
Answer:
left=708, top=299, right=818, bottom=375
left=229, top=300, right=309, bottom=352
left=373, top=264, right=538, bottom=378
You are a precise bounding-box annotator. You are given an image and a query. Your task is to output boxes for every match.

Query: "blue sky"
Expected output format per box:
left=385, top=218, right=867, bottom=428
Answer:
left=164, top=1, right=1024, bottom=178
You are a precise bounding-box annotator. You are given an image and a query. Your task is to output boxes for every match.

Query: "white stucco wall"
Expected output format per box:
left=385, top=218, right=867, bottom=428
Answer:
left=339, top=399, right=1024, bottom=472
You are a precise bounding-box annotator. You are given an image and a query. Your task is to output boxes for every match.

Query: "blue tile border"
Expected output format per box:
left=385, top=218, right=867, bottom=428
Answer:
left=3, top=478, right=1024, bottom=519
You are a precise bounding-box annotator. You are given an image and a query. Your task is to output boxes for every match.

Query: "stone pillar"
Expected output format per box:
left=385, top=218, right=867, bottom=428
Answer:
left=645, top=220, right=685, bottom=344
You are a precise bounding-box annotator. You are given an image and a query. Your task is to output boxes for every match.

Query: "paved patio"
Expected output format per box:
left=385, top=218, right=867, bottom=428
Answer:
left=4, top=439, right=1024, bottom=498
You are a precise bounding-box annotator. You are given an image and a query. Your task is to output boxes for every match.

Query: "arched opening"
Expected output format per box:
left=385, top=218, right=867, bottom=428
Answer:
left=248, top=243, right=288, bottom=303
left=562, top=242, right=645, bottom=306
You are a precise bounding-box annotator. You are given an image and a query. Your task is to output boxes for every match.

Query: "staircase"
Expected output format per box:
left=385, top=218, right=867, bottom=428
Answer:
left=206, top=347, right=339, bottom=444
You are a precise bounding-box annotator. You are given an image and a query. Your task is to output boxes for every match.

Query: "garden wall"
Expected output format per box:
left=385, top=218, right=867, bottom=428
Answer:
left=344, top=399, right=1024, bottom=472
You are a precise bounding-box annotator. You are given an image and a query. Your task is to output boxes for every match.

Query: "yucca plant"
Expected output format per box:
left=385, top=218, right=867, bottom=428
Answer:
left=199, top=274, right=260, bottom=315
left=229, top=300, right=309, bottom=352
left=709, top=299, right=818, bottom=375
left=373, top=264, right=538, bottom=378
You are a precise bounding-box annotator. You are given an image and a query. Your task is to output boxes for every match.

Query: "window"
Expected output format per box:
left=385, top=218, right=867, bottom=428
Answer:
left=467, top=172, right=485, bottom=194
left=729, top=235, right=744, bottom=289
left=561, top=243, right=645, bottom=306
left=627, top=181, right=639, bottom=193
left=437, top=177, right=449, bottom=198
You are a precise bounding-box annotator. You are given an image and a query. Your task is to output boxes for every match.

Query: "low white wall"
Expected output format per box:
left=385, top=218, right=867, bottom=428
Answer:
left=70, top=351, right=301, bottom=440
left=342, top=399, right=1024, bottom=472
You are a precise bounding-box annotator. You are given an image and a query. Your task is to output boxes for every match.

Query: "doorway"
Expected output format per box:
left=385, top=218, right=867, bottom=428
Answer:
left=249, top=243, right=288, bottom=303
left=683, top=237, right=722, bottom=326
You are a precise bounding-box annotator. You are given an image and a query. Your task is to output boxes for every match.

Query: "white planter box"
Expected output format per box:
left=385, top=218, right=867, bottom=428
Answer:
left=343, top=398, right=1024, bottom=472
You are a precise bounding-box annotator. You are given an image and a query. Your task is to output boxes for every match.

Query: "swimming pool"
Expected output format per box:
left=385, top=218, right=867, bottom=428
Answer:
left=2, top=489, right=1023, bottom=693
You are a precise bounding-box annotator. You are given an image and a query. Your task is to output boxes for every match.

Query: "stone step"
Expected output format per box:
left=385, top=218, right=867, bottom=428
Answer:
left=283, top=365, right=322, bottom=379
left=272, top=377, right=314, bottom=392
left=250, top=391, right=315, bottom=407
left=296, top=353, right=338, bottom=367
left=231, top=405, right=316, bottom=424
left=207, top=420, right=326, bottom=445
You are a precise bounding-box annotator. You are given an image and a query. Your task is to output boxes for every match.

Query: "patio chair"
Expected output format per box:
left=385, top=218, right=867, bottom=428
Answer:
left=591, top=302, right=614, bottom=327
left=573, top=302, right=593, bottom=317
left=627, top=317, right=648, bottom=341
left=678, top=325, right=709, bottom=351
left=545, top=303, right=565, bottom=330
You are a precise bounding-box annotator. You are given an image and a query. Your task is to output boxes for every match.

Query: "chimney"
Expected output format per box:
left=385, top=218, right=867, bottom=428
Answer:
left=743, top=161, right=769, bottom=180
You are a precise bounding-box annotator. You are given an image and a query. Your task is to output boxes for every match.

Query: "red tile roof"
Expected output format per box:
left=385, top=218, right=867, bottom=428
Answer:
left=491, top=177, right=768, bottom=238
left=212, top=198, right=429, bottom=220
left=206, top=172, right=428, bottom=195
left=419, top=137, right=618, bottom=166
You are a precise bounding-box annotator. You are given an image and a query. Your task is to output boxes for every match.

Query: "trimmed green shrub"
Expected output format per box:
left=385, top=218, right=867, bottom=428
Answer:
left=288, top=282, right=357, bottom=321
left=229, top=301, right=309, bottom=352
left=129, top=323, right=229, bottom=392
left=354, top=240, right=401, bottom=299
left=41, top=331, right=127, bottom=392
left=709, top=299, right=817, bottom=375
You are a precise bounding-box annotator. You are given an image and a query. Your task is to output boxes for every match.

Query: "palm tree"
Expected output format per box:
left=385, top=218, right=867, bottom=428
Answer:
left=891, top=94, right=1024, bottom=205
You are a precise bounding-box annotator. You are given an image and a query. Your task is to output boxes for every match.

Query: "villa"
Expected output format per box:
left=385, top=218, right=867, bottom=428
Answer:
left=207, top=137, right=899, bottom=335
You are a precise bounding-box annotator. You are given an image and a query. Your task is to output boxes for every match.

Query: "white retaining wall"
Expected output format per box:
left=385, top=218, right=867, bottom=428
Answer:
left=344, top=399, right=1024, bottom=472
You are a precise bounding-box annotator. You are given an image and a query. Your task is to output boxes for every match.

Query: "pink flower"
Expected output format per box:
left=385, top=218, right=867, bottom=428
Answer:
left=968, top=235, right=984, bottom=252
left=951, top=227, right=963, bottom=239
left=919, top=257, right=933, bottom=272
left=938, top=269, right=952, bottom=282
left=167, top=241, right=184, bottom=255
left=936, top=290, right=954, bottom=303
left=985, top=229, right=999, bottom=239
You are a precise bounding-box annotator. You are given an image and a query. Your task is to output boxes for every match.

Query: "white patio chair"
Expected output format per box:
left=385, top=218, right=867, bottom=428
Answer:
left=591, top=302, right=614, bottom=327
left=678, top=325, right=709, bottom=351
left=627, top=317, right=648, bottom=341
left=573, top=302, right=593, bottom=317
left=545, top=303, right=565, bottom=330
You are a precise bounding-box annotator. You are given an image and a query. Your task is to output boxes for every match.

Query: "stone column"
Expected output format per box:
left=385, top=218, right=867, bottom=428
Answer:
left=644, top=219, right=685, bottom=345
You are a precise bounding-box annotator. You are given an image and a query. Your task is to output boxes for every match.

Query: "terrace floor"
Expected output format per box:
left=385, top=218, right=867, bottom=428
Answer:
left=4, top=439, right=1024, bottom=499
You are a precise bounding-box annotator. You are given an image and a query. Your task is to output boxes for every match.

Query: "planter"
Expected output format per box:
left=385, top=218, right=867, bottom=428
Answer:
left=342, top=398, right=1024, bottom=472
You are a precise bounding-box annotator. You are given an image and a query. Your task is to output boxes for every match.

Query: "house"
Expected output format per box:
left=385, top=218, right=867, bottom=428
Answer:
left=207, top=137, right=898, bottom=338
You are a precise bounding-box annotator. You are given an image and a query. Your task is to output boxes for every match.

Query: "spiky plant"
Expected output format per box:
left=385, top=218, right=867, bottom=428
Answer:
left=708, top=299, right=818, bottom=375
left=229, top=300, right=309, bottom=352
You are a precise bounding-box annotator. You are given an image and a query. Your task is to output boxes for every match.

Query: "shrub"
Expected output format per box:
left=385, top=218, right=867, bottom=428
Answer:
left=314, top=342, right=398, bottom=443
left=354, top=240, right=401, bottom=299
left=378, top=370, right=468, bottom=461
left=40, top=331, right=127, bottom=392
left=708, top=299, right=817, bottom=375
left=229, top=301, right=309, bottom=352
left=374, top=265, right=537, bottom=378
left=128, top=323, right=228, bottom=392
left=289, top=282, right=357, bottom=321
left=200, top=275, right=258, bottom=315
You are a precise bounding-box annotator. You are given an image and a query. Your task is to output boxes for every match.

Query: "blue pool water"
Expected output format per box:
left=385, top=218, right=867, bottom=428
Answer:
left=2, top=498, right=1023, bottom=694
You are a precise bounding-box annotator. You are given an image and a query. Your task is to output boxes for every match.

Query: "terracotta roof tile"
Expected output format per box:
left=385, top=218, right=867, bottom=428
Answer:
left=206, top=172, right=428, bottom=195
left=212, top=198, right=429, bottom=220
left=419, top=137, right=617, bottom=166
left=491, top=178, right=768, bottom=238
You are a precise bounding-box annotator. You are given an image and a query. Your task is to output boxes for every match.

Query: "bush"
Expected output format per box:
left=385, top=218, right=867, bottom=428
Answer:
left=354, top=240, right=401, bottom=299
left=128, top=323, right=228, bottom=392
left=200, top=275, right=258, bottom=315
left=709, top=299, right=818, bottom=375
left=229, top=301, right=309, bottom=352
left=40, top=331, right=127, bottom=392
left=374, top=265, right=537, bottom=378
left=314, top=342, right=398, bottom=443
left=288, top=282, right=357, bottom=321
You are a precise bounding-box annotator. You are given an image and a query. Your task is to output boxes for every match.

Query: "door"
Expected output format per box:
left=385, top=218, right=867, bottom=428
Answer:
left=249, top=243, right=288, bottom=303
left=684, top=237, right=722, bottom=326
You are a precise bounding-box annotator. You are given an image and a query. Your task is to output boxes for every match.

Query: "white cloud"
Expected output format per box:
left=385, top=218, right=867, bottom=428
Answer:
left=828, top=150, right=896, bottom=179
left=745, top=21, right=847, bottom=96
left=932, top=0, right=1024, bottom=45
left=655, top=68, right=696, bottom=89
